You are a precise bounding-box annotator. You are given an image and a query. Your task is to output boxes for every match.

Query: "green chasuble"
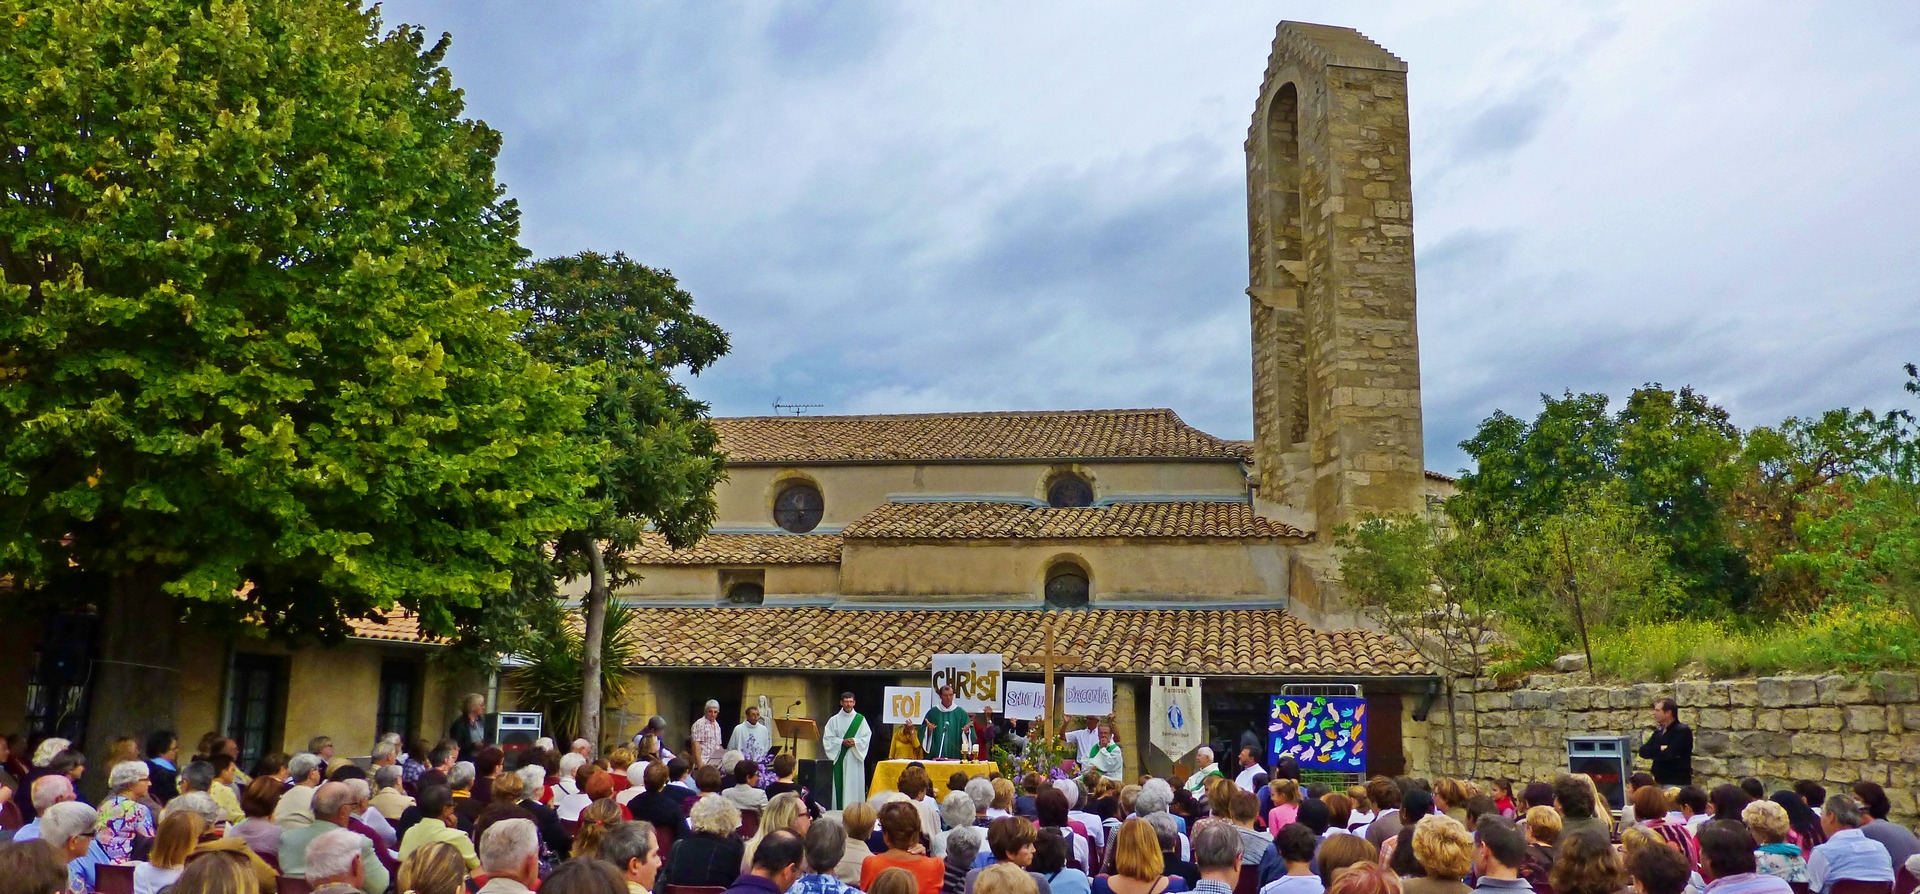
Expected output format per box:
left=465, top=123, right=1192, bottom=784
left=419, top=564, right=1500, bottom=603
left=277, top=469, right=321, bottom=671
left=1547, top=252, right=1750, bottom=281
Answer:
left=922, top=704, right=971, bottom=759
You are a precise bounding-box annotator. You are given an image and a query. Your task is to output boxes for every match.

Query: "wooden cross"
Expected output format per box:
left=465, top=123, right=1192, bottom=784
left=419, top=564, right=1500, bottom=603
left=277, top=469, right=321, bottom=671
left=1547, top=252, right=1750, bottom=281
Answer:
left=1016, top=612, right=1084, bottom=743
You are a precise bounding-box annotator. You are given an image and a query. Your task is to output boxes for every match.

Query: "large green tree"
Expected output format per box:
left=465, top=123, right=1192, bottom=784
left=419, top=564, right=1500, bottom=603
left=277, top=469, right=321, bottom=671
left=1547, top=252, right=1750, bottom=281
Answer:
left=1456, top=385, right=1747, bottom=614
left=506, top=251, right=729, bottom=747
left=0, top=1, right=594, bottom=755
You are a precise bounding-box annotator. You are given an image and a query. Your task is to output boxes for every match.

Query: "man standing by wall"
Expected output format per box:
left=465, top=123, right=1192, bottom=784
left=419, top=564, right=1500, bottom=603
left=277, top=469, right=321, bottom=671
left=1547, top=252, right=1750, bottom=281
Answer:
left=1639, top=698, right=1692, bottom=786
left=692, top=701, right=725, bottom=769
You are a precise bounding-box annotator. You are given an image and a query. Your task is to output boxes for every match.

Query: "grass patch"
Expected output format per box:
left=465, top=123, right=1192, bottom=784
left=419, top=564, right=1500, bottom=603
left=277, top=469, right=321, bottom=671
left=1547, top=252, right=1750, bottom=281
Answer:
left=1498, top=606, right=1920, bottom=682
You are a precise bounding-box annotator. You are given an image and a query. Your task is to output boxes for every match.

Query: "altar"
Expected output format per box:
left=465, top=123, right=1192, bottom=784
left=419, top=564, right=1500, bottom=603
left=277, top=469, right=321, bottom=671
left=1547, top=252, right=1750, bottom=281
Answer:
left=871, top=759, right=997, bottom=798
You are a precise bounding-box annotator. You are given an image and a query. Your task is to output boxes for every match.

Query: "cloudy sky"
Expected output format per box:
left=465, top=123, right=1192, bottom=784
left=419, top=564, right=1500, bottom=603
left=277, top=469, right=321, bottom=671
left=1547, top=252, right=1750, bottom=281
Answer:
left=382, top=1, right=1920, bottom=473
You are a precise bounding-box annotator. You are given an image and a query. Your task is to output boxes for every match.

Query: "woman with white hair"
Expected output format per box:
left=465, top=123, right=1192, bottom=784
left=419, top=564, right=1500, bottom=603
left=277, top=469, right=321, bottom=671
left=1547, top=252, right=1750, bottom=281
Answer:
left=552, top=752, right=589, bottom=818
left=32, top=738, right=71, bottom=769
left=96, top=760, right=158, bottom=863
left=514, top=762, right=574, bottom=862
left=933, top=790, right=979, bottom=858
left=661, top=794, right=745, bottom=888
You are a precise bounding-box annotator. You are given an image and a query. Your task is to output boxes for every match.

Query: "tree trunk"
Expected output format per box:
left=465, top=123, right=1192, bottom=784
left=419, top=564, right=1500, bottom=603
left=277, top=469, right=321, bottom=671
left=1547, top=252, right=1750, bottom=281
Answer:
left=82, top=567, right=179, bottom=802
left=579, top=544, right=609, bottom=750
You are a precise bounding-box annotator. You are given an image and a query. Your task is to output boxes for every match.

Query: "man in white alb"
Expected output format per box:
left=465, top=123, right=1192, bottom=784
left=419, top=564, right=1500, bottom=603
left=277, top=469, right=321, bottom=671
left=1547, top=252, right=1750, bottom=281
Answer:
left=1084, top=723, right=1123, bottom=779
left=821, top=692, right=872, bottom=810
left=1183, top=746, right=1223, bottom=801
left=727, top=705, right=774, bottom=763
left=691, top=700, right=724, bottom=768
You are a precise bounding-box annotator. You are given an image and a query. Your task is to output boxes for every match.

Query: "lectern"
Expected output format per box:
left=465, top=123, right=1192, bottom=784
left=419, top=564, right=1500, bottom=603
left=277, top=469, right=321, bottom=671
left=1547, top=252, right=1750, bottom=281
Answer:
left=775, top=717, right=818, bottom=756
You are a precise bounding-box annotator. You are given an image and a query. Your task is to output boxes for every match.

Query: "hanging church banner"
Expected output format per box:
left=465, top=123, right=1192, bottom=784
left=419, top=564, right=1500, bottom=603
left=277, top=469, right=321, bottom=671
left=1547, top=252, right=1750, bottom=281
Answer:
left=1003, top=681, right=1048, bottom=721
left=1150, top=676, right=1204, bottom=760
left=1270, top=695, right=1367, bottom=774
left=883, top=687, right=932, bottom=725
left=931, top=653, right=1004, bottom=712
left=1061, top=676, right=1114, bottom=716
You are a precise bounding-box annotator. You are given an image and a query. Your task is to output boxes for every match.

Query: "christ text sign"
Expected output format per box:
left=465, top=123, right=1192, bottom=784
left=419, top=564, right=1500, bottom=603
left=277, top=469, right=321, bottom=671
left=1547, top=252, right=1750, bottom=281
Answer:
left=1003, top=681, right=1047, bottom=720
left=1061, top=676, right=1114, bottom=716
left=884, top=687, right=932, bottom=725
left=931, top=653, right=1003, bottom=712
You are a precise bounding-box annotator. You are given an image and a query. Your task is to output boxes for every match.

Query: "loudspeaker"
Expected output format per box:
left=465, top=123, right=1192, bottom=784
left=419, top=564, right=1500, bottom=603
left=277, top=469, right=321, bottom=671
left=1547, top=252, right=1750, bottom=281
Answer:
left=491, top=712, right=543, bottom=751
left=802, top=758, right=836, bottom=801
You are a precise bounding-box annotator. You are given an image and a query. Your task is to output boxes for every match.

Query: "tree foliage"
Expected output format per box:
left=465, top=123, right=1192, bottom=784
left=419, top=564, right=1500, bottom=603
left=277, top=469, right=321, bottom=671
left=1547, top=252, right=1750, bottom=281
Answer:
left=1456, top=386, right=1745, bottom=614
left=506, top=251, right=729, bottom=554
left=503, top=599, right=643, bottom=741
left=1374, top=366, right=1920, bottom=681
left=0, top=1, right=595, bottom=638
left=1340, top=488, right=1676, bottom=679
left=503, top=251, right=730, bottom=746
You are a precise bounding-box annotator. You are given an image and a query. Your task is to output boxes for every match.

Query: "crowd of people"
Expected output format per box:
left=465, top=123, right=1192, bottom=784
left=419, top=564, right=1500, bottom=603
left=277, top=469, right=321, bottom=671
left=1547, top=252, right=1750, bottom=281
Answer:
left=1, top=706, right=1917, bottom=894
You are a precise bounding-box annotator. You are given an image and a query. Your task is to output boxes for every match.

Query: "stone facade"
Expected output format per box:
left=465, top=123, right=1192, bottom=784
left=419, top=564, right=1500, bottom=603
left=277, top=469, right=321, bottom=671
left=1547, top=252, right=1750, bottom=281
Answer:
left=1422, top=671, right=1920, bottom=826
left=1246, top=23, right=1426, bottom=539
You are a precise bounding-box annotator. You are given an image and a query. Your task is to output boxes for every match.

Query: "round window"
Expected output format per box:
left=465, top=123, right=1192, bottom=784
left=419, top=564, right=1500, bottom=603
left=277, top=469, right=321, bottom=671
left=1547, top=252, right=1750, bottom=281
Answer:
left=1045, top=565, right=1090, bottom=609
left=1046, top=474, right=1094, bottom=508
left=772, top=482, right=824, bottom=534
left=726, top=581, right=765, bottom=605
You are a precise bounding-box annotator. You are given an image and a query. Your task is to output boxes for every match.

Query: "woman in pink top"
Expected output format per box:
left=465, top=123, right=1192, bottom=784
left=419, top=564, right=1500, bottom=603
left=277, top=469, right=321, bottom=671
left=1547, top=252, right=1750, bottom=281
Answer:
left=1267, top=779, right=1302, bottom=831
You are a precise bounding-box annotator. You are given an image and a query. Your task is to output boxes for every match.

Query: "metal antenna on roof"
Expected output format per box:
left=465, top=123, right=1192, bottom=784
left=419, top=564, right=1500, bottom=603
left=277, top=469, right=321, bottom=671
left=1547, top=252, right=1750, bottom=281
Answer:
left=772, top=397, right=824, bottom=416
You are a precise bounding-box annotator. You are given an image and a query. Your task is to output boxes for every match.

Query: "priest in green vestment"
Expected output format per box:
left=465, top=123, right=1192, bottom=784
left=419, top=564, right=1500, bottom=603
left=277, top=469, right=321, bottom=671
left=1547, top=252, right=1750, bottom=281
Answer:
left=921, top=684, right=973, bottom=759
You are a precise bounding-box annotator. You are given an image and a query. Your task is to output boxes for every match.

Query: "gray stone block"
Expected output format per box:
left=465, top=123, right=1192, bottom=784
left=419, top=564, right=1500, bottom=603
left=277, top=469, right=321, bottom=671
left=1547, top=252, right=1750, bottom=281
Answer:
left=1871, top=671, right=1920, bottom=705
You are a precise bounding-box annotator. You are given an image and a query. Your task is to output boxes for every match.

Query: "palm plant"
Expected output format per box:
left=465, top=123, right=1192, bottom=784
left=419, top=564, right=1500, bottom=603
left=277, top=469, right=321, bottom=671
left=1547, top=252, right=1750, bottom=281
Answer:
left=504, top=599, right=641, bottom=743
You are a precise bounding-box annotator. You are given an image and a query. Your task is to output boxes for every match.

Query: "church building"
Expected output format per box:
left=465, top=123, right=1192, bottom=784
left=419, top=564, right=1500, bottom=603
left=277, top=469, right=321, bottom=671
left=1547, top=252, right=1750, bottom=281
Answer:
left=602, top=22, right=1453, bottom=787
left=0, top=22, right=1451, bottom=791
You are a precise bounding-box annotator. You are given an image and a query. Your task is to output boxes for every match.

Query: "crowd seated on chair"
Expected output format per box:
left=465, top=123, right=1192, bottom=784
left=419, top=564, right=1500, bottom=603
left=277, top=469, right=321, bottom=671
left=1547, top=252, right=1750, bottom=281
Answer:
left=5, top=711, right=1917, bottom=894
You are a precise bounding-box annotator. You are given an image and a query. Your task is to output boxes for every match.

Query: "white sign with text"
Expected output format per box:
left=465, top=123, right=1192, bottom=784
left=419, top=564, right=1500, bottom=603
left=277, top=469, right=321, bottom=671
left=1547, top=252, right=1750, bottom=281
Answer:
left=931, top=653, right=1004, bottom=712
left=1003, top=681, right=1048, bottom=721
left=1061, top=676, right=1114, bottom=716
left=883, top=687, right=932, bottom=725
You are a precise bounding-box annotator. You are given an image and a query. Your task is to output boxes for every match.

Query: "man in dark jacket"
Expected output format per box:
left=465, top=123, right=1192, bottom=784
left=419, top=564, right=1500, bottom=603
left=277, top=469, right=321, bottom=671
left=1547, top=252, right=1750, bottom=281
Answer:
left=722, top=832, right=803, bottom=894
left=1639, top=697, right=1693, bottom=785
left=628, top=762, right=692, bottom=840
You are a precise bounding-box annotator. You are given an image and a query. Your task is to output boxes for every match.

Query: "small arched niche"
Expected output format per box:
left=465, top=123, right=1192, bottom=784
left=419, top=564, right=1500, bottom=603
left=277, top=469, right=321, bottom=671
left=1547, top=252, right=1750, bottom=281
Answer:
left=1043, top=558, right=1092, bottom=609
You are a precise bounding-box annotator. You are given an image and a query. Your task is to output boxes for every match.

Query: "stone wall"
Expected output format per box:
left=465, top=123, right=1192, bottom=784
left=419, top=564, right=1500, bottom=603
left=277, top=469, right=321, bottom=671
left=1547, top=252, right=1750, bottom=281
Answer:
left=1422, top=670, right=1920, bottom=826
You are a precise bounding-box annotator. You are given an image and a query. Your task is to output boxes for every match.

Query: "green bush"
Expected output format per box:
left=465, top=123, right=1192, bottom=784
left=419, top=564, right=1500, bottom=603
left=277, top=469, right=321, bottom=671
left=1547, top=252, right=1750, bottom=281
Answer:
left=1568, top=607, right=1920, bottom=681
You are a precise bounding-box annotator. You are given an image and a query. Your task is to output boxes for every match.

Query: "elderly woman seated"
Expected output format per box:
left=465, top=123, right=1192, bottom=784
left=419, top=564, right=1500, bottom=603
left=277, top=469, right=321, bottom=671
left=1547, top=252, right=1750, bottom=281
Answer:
left=97, top=760, right=157, bottom=864
left=661, top=794, right=745, bottom=889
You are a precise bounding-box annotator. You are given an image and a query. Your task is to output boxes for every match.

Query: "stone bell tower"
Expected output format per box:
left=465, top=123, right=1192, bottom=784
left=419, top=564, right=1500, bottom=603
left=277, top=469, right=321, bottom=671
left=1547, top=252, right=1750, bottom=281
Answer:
left=1247, top=23, right=1427, bottom=607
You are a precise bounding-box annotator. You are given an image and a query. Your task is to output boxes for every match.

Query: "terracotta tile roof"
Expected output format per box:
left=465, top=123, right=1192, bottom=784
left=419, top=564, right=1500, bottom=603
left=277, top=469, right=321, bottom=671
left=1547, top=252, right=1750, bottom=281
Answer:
left=617, top=607, right=1428, bottom=676
left=347, top=610, right=432, bottom=642
left=716, top=409, right=1249, bottom=464
left=628, top=533, right=843, bottom=565
left=840, top=500, right=1307, bottom=540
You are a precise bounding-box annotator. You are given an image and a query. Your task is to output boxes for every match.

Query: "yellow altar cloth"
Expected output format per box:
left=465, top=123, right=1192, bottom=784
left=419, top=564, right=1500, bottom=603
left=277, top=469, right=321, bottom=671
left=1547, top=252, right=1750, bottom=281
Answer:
left=871, top=759, right=998, bottom=799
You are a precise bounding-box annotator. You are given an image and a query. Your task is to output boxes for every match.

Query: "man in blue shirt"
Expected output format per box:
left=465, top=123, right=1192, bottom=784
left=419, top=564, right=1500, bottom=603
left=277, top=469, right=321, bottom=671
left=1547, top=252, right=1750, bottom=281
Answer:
left=40, top=801, right=101, bottom=893
left=1808, top=797, right=1894, bottom=894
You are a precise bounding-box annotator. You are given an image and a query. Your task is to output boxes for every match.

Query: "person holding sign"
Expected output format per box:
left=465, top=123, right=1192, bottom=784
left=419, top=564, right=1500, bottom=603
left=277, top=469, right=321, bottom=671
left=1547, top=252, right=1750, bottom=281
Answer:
left=1084, top=723, right=1123, bottom=779
left=822, top=692, right=872, bottom=809
left=921, top=684, right=972, bottom=760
